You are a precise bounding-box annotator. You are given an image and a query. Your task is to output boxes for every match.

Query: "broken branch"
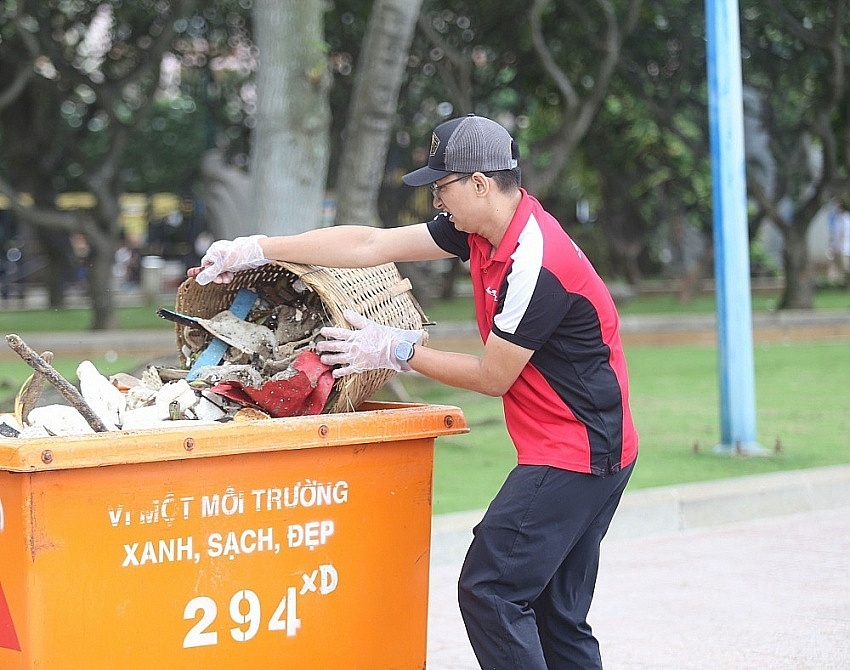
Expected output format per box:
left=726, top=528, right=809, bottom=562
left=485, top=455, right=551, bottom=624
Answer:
left=5, top=333, right=110, bottom=433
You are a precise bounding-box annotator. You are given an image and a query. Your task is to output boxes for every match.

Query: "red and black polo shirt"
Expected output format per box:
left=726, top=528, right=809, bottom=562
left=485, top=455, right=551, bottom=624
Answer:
left=427, top=189, right=638, bottom=476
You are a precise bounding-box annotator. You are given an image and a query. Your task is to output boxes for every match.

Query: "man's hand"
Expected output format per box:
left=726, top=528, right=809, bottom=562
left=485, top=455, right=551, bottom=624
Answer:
left=189, top=235, right=269, bottom=285
left=317, top=310, right=425, bottom=378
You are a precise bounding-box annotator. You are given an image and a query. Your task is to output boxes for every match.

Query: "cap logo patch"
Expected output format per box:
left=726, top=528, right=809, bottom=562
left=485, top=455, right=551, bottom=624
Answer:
left=429, top=132, right=440, bottom=157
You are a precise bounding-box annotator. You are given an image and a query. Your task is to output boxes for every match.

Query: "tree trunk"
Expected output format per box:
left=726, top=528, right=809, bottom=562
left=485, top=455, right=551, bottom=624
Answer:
left=678, top=246, right=714, bottom=303
left=88, top=236, right=118, bottom=330
left=34, top=227, right=69, bottom=309
left=251, top=0, right=331, bottom=235
left=335, top=0, right=423, bottom=227
left=779, top=222, right=814, bottom=309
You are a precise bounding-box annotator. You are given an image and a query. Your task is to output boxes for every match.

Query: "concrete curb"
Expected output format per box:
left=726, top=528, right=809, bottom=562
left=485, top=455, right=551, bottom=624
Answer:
left=605, top=463, right=850, bottom=539
left=620, top=309, right=850, bottom=332
left=430, top=464, right=850, bottom=565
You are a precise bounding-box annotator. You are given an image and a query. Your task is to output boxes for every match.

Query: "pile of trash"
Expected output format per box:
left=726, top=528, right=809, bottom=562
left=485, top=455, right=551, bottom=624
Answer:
left=1, top=274, right=339, bottom=439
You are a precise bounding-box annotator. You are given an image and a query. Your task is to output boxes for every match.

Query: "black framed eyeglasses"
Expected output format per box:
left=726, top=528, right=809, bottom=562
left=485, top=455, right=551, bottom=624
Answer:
left=429, top=174, right=470, bottom=197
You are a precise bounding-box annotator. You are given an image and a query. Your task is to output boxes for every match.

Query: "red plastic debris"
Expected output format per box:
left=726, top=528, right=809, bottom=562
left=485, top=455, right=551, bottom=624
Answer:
left=211, top=351, right=334, bottom=417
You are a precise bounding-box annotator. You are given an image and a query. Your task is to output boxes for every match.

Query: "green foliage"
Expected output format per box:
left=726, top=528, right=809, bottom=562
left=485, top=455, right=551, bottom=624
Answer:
left=0, top=0, right=256, bottom=194
left=120, top=98, right=210, bottom=192
left=575, top=0, right=714, bottom=280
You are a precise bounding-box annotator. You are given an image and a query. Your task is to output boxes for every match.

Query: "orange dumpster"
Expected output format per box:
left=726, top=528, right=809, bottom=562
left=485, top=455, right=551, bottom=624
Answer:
left=0, top=401, right=467, bottom=669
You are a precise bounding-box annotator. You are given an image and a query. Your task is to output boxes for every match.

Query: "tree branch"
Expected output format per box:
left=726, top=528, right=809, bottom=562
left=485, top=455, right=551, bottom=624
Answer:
left=747, top=175, right=789, bottom=232
left=0, top=62, right=35, bottom=112
left=0, top=6, right=42, bottom=111
left=6, top=334, right=109, bottom=433
left=31, top=0, right=197, bottom=129
left=529, top=0, right=578, bottom=110
left=0, top=174, right=97, bottom=236
left=526, top=0, right=642, bottom=192
left=761, top=0, right=831, bottom=48
left=417, top=11, right=473, bottom=113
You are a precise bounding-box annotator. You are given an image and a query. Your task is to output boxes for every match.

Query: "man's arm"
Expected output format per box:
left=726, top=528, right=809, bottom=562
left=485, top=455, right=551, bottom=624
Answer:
left=260, top=222, right=451, bottom=267
left=408, top=332, right=533, bottom=398
left=316, top=311, right=532, bottom=398
left=187, top=222, right=452, bottom=284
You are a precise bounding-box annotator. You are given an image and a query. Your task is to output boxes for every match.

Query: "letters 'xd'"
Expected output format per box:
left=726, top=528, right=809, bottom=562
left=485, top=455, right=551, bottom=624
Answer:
left=0, top=581, right=20, bottom=651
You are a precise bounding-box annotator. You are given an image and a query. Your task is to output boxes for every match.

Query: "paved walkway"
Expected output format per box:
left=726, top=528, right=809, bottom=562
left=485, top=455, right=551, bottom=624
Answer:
left=427, top=466, right=850, bottom=669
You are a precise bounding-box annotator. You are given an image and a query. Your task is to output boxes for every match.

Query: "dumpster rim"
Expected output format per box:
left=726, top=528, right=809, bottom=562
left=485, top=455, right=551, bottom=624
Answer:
left=0, top=402, right=469, bottom=473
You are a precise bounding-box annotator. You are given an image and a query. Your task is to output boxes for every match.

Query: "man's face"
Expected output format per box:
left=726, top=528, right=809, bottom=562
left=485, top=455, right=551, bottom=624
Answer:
left=431, top=173, right=474, bottom=230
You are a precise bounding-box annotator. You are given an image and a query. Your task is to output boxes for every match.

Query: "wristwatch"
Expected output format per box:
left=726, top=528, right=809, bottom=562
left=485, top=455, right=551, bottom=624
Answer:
left=394, top=340, right=416, bottom=364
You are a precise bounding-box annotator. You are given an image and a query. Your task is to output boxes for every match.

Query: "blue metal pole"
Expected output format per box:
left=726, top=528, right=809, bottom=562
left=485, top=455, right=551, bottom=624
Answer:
left=705, top=0, right=765, bottom=454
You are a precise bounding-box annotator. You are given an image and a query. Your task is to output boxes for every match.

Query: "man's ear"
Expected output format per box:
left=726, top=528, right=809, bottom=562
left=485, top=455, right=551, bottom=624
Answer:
left=472, top=172, right=489, bottom=194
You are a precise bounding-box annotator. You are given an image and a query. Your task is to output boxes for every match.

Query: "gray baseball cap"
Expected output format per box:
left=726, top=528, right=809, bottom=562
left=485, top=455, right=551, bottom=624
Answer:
left=402, top=114, right=519, bottom=187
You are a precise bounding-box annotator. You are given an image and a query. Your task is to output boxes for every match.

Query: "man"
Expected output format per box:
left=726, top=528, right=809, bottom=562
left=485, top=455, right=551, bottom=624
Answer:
left=189, top=114, right=638, bottom=669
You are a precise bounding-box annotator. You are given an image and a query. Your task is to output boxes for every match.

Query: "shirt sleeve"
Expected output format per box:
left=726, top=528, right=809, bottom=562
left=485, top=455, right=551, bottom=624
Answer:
left=427, top=213, right=470, bottom=261
left=493, top=266, right=570, bottom=350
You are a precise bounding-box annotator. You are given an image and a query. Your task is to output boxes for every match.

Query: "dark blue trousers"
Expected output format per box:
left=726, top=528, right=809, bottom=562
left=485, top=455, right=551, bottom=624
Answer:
left=458, top=462, right=634, bottom=669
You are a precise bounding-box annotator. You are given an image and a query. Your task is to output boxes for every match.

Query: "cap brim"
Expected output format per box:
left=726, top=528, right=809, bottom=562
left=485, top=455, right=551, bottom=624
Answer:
left=402, top=165, right=451, bottom=187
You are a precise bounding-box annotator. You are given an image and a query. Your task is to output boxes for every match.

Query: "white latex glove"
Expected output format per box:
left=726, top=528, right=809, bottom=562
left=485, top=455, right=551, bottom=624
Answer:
left=195, top=234, right=269, bottom=285
left=317, top=309, right=425, bottom=378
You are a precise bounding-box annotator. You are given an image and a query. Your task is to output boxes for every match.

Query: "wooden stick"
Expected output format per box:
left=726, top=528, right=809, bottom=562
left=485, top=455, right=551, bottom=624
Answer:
left=5, top=333, right=110, bottom=433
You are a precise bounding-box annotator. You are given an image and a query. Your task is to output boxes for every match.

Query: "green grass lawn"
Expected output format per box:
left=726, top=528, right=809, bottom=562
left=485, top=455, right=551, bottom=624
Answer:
left=0, top=304, right=172, bottom=333
left=387, top=339, right=850, bottom=514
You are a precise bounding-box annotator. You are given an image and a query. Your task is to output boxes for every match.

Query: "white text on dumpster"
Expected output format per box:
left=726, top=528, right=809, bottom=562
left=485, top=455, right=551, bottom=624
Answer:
left=107, top=479, right=348, bottom=568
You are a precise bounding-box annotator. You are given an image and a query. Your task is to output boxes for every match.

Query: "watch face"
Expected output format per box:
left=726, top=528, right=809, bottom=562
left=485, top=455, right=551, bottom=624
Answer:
left=395, top=340, right=414, bottom=362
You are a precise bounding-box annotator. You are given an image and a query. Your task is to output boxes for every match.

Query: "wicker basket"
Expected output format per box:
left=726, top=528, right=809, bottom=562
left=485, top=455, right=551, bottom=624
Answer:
left=173, top=262, right=429, bottom=414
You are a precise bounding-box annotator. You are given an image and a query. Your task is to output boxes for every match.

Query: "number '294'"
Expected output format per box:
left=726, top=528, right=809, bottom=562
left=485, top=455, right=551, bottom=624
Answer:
left=183, top=587, right=301, bottom=648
